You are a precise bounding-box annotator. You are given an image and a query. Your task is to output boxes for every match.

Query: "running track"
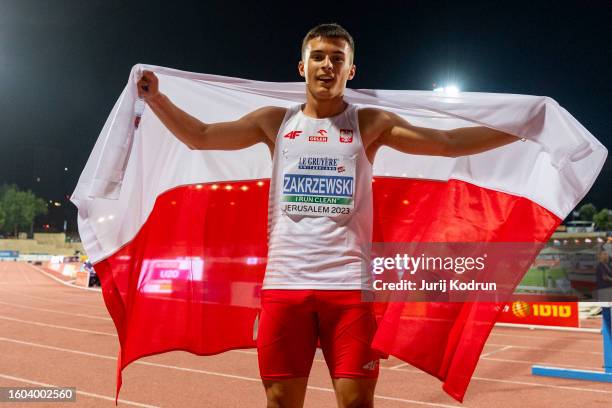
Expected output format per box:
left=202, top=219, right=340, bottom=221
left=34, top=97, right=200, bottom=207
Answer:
left=0, top=261, right=610, bottom=407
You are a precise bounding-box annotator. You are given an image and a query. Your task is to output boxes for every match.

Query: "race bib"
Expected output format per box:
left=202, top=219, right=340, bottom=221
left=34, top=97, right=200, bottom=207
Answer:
left=281, top=154, right=356, bottom=217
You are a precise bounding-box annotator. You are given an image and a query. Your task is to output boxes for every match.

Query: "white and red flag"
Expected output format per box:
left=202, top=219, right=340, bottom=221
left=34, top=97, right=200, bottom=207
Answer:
left=71, top=64, right=606, bottom=402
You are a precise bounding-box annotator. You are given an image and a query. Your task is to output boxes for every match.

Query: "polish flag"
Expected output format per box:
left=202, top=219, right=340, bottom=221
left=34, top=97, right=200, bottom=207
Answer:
left=71, top=64, right=606, bottom=403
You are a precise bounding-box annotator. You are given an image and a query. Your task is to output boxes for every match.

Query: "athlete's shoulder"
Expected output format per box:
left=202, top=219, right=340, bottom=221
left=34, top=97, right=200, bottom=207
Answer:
left=249, top=106, right=289, bottom=142
left=357, top=106, right=394, bottom=123
left=251, top=106, right=288, bottom=122
left=357, top=107, right=396, bottom=147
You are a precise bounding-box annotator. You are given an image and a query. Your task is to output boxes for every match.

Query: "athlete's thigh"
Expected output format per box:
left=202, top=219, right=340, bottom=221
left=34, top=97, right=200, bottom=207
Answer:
left=257, top=289, right=318, bottom=379
left=316, top=291, right=380, bottom=379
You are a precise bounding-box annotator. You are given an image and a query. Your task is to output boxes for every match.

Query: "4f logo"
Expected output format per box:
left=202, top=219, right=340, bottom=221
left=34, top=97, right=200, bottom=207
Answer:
left=340, top=129, right=353, bottom=143
left=284, top=130, right=302, bottom=139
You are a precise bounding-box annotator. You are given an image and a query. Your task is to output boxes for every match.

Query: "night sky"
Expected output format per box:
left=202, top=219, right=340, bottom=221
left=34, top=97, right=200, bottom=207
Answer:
left=0, top=0, right=610, bottom=233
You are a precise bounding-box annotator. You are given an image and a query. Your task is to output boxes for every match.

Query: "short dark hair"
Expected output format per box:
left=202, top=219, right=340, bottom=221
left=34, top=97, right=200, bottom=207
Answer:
left=301, top=23, right=355, bottom=62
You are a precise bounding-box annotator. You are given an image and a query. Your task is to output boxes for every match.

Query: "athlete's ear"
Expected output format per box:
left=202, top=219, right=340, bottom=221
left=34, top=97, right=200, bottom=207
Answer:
left=298, top=60, right=305, bottom=79
left=348, top=64, right=356, bottom=81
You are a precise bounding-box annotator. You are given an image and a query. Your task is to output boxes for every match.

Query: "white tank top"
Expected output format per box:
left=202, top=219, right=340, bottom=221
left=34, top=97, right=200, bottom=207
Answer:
left=263, top=103, right=373, bottom=290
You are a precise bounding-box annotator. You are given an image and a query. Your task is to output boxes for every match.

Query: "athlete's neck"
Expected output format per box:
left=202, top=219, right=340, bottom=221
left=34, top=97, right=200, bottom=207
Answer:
left=301, top=95, right=348, bottom=119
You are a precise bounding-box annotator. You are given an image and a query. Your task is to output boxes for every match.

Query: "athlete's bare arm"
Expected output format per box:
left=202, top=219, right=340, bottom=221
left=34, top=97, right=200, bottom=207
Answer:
left=359, top=108, right=521, bottom=162
left=137, top=71, right=285, bottom=153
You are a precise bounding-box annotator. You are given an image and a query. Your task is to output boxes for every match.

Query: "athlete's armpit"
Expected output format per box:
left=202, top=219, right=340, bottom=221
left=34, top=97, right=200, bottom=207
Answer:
left=362, top=109, right=451, bottom=157
left=191, top=106, right=287, bottom=151
left=360, top=108, right=521, bottom=159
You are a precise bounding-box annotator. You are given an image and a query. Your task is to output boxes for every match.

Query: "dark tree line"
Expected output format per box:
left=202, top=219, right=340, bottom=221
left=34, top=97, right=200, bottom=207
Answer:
left=578, top=203, right=611, bottom=230
left=0, top=184, right=48, bottom=237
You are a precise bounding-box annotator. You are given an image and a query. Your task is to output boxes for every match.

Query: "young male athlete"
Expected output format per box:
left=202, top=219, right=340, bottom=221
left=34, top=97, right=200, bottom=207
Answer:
left=137, top=23, right=521, bottom=408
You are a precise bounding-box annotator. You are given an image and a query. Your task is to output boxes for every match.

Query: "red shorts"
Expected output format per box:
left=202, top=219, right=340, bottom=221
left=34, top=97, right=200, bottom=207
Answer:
left=257, top=289, right=380, bottom=380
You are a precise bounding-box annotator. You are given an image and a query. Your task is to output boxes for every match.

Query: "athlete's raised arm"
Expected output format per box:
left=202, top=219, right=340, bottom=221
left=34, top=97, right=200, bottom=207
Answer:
left=359, top=108, right=522, bottom=160
left=137, top=70, right=285, bottom=151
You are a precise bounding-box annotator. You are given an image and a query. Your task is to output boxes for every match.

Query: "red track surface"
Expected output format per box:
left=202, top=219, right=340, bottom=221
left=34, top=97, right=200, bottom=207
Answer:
left=0, top=261, right=611, bottom=407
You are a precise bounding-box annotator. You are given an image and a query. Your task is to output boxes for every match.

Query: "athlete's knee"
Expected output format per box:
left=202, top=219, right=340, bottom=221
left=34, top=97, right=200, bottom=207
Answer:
left=264, top=386, right=287, bottom=408
left=262, top=379, right=307, bottom=408
left=336, top=392, right=374, bottom=408
left=264, top=392, right=286, bottom=408
left=333, top=378, right=376, bottom=408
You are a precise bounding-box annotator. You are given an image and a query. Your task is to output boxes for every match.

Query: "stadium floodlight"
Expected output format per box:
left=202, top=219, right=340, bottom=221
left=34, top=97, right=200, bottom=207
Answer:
left=433, top=85, right=460, bottom=96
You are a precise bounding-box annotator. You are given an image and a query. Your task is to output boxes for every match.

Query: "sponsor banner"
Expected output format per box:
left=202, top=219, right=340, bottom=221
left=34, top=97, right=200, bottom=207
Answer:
left=0, top=250, right=19, bottom=259
left=75, top=271, right=90, bottom=287
left=43, top=261, right=80, bottom=278
left=61, top=263, right=77, bottom=277
left=497, top=300, right=579, bottom=327
left=137, top=258, right=205, bottom=295
left=19, top=254, right=53, bottom=262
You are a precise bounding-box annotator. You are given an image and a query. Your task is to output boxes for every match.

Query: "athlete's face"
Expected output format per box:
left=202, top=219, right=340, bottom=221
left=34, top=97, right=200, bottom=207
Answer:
left=298, top=36, right=356, bottom=100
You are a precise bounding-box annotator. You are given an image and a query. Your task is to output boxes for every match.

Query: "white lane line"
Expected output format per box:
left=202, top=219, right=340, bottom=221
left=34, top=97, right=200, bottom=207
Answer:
left=5, top=316, right=603, bottom=380
left=232, top=350, right=424, bottom=374
left=489, top=332, right=600, bottom=342
left=374, top=394, right=461, bottom=407
left=0, top=268, right=21, bottom=284
left=0, top=300, right=112, bottom=321
left=233, top=349, right=427, bottom=374
left=397, top=315, right=600, bottom=334
left=0, top=373, right=158, bottom=408
left=305, top=383, right=462, bottom=408
left=5, top=302, right=607, bottom=378
left=15, top=262, right=605, bottom=338
left=0, top=336, right=119, bottom=360
left=25, top=263, right=102, bottom=293
left=0, top=315, right=115, bottom=336
left=17, top=264, right=33, bottom=284
left=480, top=357, right=602, bottom=370
left=0, top=337, right=460, bottom=408
left=480, top=345, right=512, bottom=358
left=495, top=322, right=601, bottom=334
left=486, top=342, right=603, bottom=356
left=390, top=366, right=612, bottom=395
left=0, top=287, right=104, bottom=310
left=470, top=375, right=612, bottom=394
left=0, top=336, right=121, bottom=362
left=216, top=345, right=605, bottom=379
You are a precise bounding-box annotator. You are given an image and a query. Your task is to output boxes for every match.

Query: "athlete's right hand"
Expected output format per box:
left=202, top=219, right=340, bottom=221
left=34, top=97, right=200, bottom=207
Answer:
left=137, top=70, right=159, bottom=101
